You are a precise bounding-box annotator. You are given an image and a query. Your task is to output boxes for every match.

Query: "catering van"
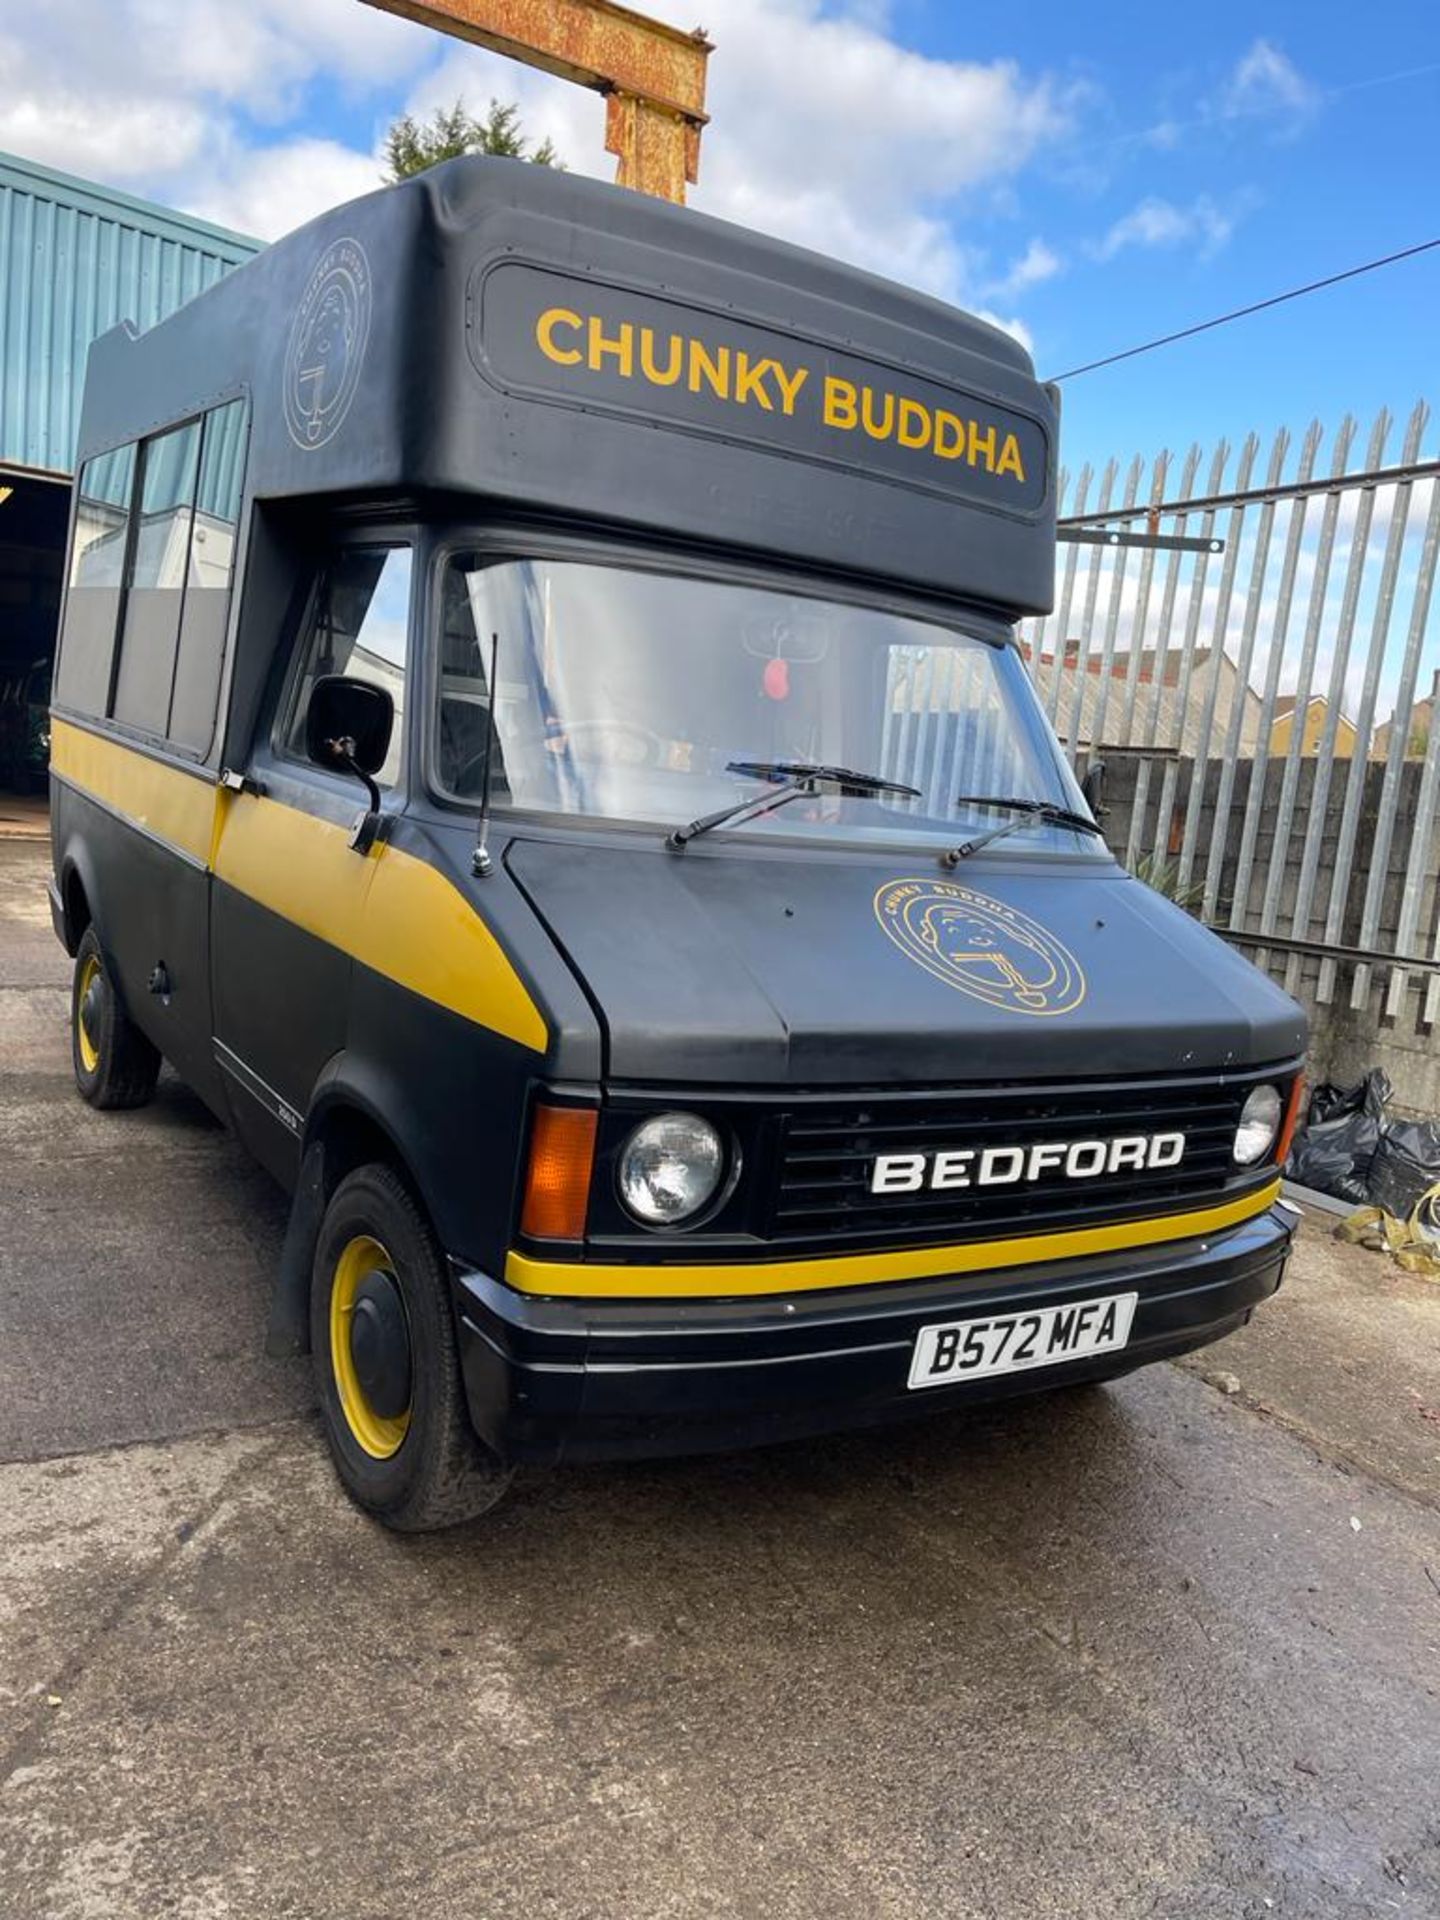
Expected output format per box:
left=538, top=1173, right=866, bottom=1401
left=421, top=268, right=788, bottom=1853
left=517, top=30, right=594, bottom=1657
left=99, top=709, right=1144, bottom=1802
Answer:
left=48, top=159, right=1306, bottom=1529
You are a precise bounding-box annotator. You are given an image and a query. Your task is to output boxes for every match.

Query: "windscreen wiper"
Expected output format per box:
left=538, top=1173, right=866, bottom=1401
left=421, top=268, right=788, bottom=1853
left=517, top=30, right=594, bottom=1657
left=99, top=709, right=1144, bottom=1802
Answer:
left=943, top=795, right=1104, bottom=866
left=667, top=760, right=920, bottom=851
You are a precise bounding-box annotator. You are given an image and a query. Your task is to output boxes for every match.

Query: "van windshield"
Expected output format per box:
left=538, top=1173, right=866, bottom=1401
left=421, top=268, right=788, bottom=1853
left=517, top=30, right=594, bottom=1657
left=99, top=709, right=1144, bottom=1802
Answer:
left=434, top=556, right=1097, bottom=855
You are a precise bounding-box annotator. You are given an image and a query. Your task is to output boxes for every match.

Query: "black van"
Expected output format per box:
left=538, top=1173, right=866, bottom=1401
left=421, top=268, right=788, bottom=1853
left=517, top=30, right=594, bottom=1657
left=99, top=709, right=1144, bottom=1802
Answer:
left=48, top=159, right=1306, bottom=1528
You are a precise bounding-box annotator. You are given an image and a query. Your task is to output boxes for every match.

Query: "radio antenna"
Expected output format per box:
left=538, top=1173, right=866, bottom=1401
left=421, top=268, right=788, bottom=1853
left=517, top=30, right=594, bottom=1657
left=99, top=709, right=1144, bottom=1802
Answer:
left=471, top=629, right=501, bottom=878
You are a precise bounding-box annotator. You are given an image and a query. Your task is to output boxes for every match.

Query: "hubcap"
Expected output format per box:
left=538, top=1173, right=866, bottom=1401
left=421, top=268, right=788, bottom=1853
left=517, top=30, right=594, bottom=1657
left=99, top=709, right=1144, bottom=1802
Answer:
left=329, top=1234, right=412, bottom=1459
left=348, top=1269, right=412, bottom=1419
left=76, top=954, right=103, bottom=1074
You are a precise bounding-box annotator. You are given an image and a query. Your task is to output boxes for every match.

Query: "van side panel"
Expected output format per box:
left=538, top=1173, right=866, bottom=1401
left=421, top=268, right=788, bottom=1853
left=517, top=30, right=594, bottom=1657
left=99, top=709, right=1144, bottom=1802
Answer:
left=322, top=967, right=544, bottom=1277
left=205, top=811, right=567, bottom=1265
left=207, top=759, right=375, bottom=1184
left=49, top=721, right=225, bottom=1110
left=49, top=715, right=581, bottom=1249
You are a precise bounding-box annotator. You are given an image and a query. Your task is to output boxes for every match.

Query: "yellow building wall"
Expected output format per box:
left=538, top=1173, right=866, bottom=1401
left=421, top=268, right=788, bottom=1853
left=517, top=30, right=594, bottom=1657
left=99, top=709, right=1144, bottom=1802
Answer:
left=1269, top=702, right=1357, bottom=756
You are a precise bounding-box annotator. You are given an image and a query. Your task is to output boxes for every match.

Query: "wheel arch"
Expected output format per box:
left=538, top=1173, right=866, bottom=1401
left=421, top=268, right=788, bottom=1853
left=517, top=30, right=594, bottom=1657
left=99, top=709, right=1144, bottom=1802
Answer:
left=306, top=1072, right=444, bottom=1217
left=265, top=1061, right=450, bottom=1359
left=57, top=847, right=99, bottom=957
left=56, top=847, right=147, bottom=1025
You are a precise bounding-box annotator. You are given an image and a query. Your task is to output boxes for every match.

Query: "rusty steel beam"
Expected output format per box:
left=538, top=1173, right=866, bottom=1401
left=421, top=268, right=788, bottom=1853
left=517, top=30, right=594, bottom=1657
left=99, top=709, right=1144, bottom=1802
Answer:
left=360, top=0, right=712, bottom=202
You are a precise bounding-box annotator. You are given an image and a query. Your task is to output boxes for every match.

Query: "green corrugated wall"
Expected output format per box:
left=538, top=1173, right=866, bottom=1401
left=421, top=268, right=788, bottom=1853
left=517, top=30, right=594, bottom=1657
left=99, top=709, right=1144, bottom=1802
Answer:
left=0, top=149, right=260, bottom=479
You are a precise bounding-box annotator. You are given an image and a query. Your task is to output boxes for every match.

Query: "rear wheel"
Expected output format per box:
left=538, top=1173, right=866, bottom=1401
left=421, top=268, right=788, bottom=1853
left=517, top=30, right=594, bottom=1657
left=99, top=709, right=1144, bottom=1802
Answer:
left=71, top=926, right=161, bottom=1109
left=310, top=1163, right=512, bottom=1530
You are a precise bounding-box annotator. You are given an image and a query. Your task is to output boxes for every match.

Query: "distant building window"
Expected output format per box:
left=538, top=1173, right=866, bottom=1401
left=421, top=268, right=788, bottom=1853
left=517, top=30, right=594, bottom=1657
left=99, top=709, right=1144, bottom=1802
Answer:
left=56, top=443, right=137, bottom=716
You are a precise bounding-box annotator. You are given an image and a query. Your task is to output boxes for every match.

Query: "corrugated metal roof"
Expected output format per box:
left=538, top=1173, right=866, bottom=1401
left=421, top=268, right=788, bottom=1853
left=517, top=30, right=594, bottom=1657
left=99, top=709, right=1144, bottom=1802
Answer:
left=0, top=148, right=261, bottom=478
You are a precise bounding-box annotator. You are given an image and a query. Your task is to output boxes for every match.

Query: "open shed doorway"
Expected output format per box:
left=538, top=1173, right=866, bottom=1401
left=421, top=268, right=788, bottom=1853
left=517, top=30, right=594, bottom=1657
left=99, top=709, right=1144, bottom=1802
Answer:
left=0, top=468, right=67, bottom=834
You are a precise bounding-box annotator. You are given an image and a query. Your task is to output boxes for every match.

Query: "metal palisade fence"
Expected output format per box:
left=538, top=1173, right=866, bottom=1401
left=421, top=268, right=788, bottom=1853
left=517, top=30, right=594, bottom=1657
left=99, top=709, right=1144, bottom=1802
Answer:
left=1010, top=401, right=1439, bottom=1103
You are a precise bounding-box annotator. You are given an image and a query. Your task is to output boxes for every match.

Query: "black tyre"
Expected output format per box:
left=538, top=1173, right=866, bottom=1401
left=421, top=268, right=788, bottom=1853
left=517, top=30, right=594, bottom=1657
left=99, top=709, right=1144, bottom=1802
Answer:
left=71, top=925, right=161, bottom=1110
left=310, top=1163, right=512, bottom=1531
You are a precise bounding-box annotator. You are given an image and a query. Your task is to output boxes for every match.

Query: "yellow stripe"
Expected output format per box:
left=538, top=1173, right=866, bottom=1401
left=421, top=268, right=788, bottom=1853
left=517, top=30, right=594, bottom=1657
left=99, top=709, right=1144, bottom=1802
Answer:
left=51, top=718, right=216, bottom=865
left=53, top=718, right=548, bottom=1054
left=505, top=1180, right=1283, bottom=1299
left=213, top=791, right=548, bottom=1052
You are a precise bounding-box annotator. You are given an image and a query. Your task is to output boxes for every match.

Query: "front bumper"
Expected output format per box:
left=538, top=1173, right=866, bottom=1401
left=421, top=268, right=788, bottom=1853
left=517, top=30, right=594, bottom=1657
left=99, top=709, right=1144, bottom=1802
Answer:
left=454, top=1204, right=1295, bottom=1465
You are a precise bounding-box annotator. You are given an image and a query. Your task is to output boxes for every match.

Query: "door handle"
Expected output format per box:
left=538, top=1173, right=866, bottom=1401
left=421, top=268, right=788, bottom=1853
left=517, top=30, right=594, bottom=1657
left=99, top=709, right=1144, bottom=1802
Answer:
left=219, top=767, right=266, bottom=797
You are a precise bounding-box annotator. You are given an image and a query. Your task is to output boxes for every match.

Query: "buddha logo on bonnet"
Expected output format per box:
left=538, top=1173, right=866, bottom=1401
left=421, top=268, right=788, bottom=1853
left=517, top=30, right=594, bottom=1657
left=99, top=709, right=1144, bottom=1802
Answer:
left=874, top=878, right=1085, bottom=1017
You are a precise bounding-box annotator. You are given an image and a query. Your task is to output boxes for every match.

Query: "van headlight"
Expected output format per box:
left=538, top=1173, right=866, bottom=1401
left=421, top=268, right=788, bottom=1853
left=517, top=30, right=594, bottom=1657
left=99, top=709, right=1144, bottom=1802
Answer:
left=617, top=1113, right=726, bottom=1225
left=1234, top=1084, right=1283, bottom=1166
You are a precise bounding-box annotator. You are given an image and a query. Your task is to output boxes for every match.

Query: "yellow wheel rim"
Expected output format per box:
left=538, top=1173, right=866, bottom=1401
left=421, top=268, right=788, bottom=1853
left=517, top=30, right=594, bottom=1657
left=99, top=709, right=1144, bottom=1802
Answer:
left=329, top=1234, right=412, bottom=1459
left=76, top=953, right=102, bottom=1074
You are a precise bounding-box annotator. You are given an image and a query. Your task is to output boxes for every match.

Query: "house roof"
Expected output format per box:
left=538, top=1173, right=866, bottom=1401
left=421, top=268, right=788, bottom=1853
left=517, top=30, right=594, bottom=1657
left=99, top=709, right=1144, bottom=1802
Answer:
left=1025, top=643, right=1221, bottom=688
left=1271, top=694, right=1339, bottom=718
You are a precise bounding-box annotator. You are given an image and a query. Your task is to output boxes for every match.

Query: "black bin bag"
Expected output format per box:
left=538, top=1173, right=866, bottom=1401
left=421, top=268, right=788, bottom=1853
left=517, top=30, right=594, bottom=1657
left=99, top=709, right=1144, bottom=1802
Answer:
left=1286, top=1070, right=1392, bottom=1205
left=1367, top=1119, right=1440, bottom=1220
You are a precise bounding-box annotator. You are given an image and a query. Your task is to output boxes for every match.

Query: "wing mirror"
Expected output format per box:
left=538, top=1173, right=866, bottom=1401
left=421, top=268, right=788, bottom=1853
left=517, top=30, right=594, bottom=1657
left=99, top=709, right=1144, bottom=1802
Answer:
left=305, top=674, right=394, bottom=854
left=1080, top=758, right=1107, bottom=818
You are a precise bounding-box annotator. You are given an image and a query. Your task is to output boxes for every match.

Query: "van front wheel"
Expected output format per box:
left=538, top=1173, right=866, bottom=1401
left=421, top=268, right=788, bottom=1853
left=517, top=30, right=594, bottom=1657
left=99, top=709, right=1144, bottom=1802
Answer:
left=310, top=1163, right=512, bottom=1530
left=71, top=927, right=161, bottom=1109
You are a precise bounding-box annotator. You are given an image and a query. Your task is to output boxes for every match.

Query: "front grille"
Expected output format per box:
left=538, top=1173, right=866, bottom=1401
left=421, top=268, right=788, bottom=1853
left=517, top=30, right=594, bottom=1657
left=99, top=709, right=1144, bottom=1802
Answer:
left=769, top=1075, right=1266, bottom=1249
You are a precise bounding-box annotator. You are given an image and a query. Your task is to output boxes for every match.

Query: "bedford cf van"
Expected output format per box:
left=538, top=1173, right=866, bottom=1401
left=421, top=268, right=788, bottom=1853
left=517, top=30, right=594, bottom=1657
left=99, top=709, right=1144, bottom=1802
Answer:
left=49, top=159, right=1306, bottom=1528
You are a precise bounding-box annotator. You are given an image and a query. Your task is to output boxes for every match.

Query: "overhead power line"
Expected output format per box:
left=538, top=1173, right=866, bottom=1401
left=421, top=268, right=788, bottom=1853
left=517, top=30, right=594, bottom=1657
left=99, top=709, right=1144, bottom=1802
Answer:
left=1048, top=237, right=1440, bottom=382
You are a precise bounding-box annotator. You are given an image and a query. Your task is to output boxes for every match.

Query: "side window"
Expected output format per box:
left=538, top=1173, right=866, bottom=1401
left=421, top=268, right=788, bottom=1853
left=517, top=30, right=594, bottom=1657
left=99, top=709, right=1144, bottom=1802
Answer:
left=169, top=400, right=247, bottom=753
left=282, top=546, right=411, bottom=790
left=55, top=402, right=248, bottom=751
left=111, top=421, right=200, bottom=734
left=56, top=443, right=136, bottom=716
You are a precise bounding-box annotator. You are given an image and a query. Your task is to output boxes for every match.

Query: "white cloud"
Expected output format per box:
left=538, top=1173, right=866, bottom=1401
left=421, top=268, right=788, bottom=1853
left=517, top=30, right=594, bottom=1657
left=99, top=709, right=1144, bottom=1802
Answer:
left=1092, top=194, right=1238, bottom=262
left=0, top=1, right=430, bottom=195
left=14, top=1, right=427, bottom=118
left=184, top=138, right=386, bottom=240
left=975, top=310, right=1036, bottom=355
left=0, top=0, right=1074, bottom=350
left=0, top=75, right=211, bottom=182
left=1056, top=39, right=1320, bottom=178
left=1142, top=119, right=1183, bottom=152
left=384, top=0, right=1076, bottom=343
left=1218, top=39, right=1318, bottom=124
left=982, top=238, right=1063, bottom=301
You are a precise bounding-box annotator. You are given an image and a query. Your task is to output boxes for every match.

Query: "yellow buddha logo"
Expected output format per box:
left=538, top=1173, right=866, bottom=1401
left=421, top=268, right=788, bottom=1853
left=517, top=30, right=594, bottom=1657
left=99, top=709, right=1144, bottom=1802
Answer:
left=874, top=878, right=1085, bottom=1017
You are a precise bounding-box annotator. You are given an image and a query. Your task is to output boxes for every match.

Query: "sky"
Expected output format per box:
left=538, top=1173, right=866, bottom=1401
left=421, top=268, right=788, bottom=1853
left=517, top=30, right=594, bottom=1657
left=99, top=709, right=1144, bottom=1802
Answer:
left=2, top=0, right=1436, bottom=484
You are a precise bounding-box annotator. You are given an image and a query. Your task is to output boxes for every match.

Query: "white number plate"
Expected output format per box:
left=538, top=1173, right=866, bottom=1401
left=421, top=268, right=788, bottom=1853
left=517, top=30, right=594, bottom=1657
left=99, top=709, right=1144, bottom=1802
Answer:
left=908, top=1291, right=1138, bottom=1391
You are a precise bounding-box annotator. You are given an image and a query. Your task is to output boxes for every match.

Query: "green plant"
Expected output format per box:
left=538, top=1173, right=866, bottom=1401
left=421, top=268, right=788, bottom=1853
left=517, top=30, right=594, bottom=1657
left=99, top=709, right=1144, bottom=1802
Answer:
left=384, top=100, right=561, bottom=182
left=1129, top=850, right=1207, bottom=910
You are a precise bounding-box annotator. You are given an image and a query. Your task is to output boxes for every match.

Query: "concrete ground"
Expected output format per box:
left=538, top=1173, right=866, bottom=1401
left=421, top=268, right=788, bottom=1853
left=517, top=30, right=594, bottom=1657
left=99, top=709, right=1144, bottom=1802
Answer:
left=2, top=832, right=1438, bottom=1920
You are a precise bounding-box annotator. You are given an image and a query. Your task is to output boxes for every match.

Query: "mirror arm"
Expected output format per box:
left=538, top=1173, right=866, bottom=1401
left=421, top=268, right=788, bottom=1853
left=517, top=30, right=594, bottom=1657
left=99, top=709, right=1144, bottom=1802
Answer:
left=325, top=733, right=384, bottom=854
left=346, top=755, right=382, bottom=820
left=346, top=764, right=383, bottom=855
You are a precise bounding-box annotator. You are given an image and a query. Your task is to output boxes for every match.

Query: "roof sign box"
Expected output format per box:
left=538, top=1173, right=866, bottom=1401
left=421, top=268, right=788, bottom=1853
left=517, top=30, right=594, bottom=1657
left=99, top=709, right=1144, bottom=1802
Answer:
left=73, top=159, right=1061, bottom=611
